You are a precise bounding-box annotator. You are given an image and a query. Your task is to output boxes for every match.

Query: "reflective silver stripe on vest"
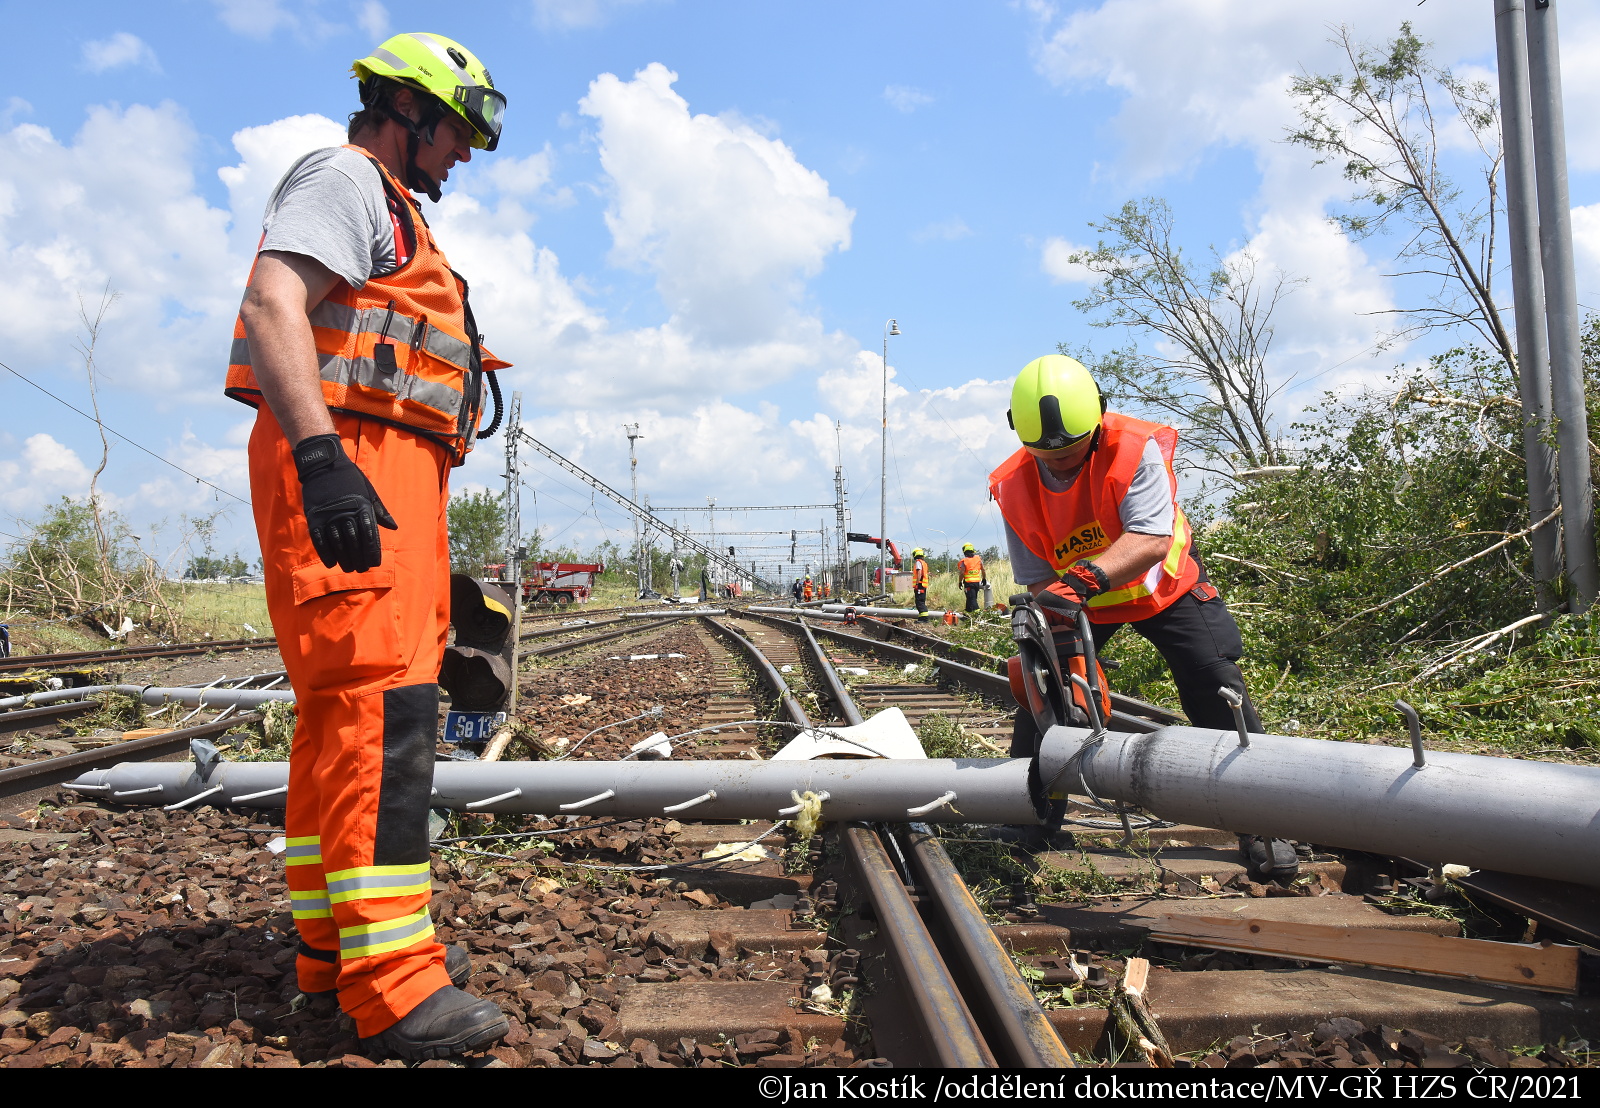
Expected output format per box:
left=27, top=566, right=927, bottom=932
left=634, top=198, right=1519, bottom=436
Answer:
left=229, top=335, right=251, bottom=366
left=306, top=302, right=473, bottom=372
left=317, top=353, right=464, bottom=418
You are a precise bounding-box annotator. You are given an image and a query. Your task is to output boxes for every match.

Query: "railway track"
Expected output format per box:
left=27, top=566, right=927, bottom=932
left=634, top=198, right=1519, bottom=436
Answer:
left=0, top=637, right=278, bottom=676
left=1, top=604, right=1596, bottom=1068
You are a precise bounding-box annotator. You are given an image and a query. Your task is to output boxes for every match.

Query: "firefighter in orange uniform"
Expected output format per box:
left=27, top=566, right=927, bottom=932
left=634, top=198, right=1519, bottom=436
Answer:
left=991, top=356, right=1295, bottom=880
left=224, top=34, right=513, bottom=1058
left=957, top=543, right=987, bottom=613
left=911, top=548, right=931, bottom=614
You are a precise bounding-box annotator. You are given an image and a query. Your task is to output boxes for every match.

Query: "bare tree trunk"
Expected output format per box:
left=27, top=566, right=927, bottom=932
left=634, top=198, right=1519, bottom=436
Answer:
left=74, top=286, right=121, bottom=612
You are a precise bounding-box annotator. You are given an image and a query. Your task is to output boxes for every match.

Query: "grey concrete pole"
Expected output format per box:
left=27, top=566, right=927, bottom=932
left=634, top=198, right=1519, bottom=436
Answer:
left=1495, top=0, right=1564, bottom=608
left=1525, top=0, right=1598, bottom=613
left=1037, top=723, right=1600, bottom=888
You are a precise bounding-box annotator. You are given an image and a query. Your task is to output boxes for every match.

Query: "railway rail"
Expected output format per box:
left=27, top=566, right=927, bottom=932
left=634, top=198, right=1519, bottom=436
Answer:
left=0, top=637, right=279, bottom=676
left=1, top=602, right=1596, bottom=1069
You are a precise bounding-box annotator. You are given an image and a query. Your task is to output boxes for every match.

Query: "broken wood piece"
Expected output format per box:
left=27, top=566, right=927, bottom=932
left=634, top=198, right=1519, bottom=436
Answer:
left=481, top=724, right=517, bottom=763
left=1147, top=914, right=1578, bottom=994
left=1114, top=958, right=1173, bottom=1067
left=1122, top=956, right=1150, bottom=998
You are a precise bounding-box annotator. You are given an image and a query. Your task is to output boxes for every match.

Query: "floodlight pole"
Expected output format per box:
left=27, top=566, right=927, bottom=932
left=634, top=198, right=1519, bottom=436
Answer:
left=881, top=319, right=899, bottom=595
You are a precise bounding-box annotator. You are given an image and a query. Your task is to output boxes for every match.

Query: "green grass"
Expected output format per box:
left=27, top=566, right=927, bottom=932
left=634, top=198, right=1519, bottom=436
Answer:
left=161, top=581, right=272, bottom=638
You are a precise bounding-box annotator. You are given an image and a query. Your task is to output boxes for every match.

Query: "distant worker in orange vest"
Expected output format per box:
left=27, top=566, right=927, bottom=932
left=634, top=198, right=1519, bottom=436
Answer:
left=910, top=548, right=930, bottom=614
left=802, top=575, right=814, bottom=602
left=957, top=543, right=987, bottom=613
left=224, top=33, right=513, bottom=1059
left=990, top=355, right=1294, bottom=881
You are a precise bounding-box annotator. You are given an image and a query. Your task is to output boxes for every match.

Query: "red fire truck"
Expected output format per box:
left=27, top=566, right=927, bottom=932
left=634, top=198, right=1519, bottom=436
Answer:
left=483, top=561, right=605, bottom=606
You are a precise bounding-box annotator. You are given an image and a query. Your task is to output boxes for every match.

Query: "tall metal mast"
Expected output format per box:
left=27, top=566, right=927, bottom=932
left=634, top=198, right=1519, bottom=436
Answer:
left=834, top=419, right=848, bottom=594
left=880, top=319, right=899, bottom=595
left=624, top=424, right=643, bottom=598
left=503, top=390, right=524, bottom=714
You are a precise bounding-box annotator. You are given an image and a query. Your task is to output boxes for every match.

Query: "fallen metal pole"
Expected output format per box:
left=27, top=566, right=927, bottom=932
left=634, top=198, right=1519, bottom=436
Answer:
left=68, top=714, right=1600, bottom=886
left=0, top=684, right=296, bottom=712
left=1037, top=723, right=1600, bottom=888
left=747, top=605, right=851, bottom=621
left=68, top=756, right=1039, bottom=824
left=819, top=603, right=963, bottom=621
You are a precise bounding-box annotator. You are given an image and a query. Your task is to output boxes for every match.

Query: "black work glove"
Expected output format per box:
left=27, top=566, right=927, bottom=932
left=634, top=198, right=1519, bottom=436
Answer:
left=292, top=434, right=397, bottom=573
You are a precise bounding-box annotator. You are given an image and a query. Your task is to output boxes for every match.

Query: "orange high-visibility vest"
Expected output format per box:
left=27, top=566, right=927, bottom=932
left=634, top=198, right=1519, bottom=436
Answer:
left=988, top=412, right=1198, bottom=624
left=225, top=145, right=510, bottom=464
left=912, top=558, right=929, bottom=586
left=958, top=555, right=985, bottom=583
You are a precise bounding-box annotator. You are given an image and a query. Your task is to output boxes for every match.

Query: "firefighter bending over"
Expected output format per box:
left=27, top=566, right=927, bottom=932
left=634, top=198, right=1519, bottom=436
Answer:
left=990, top=356, right=1296, bottom=880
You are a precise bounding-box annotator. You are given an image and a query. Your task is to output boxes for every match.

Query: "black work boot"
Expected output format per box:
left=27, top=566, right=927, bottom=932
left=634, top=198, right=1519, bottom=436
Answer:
left=305, top=944, right=471, bottom=1000
left=362, top=985, right=510, bottom=1061
left=1240, top=834, right=1300, bottom=884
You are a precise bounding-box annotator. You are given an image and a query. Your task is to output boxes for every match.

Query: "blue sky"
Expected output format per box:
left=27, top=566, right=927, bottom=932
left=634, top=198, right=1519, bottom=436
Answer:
left=4, top=0, right=1600, bottom=581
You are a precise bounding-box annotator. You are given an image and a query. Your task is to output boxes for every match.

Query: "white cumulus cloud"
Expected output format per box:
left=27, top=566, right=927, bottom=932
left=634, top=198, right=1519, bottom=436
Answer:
left=1040, top=237, right=1095, bottom=284
left=0, top=434, right=96, bottom=514
left=581, top=63, right=854, bottom=347
left=355, top=1, right=390, bottom=41
left=81, top=32, right=161, bottom=74
left=883, top=85, right=935, bottom=113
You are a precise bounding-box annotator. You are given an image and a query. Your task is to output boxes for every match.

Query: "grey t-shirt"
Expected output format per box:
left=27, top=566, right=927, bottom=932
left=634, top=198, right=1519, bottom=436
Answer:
left=259, top=147, right=398, bottom=288
left=1006, top=437, right=1176, bottom=586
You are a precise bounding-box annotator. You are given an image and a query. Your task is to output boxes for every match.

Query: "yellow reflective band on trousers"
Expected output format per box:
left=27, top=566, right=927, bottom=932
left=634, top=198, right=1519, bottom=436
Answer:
left=338, top=909, right=435, bottom=959
left=284, top=836, right=322, bottom=867
left=290, top=889, right=332, bottom=919
left=324, top=863, right=432, bottom=905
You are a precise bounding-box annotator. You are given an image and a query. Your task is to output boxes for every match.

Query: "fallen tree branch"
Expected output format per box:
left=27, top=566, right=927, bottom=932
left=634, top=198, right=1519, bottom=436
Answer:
left=1321, top=507, right=1561, bottom=640
left=1411, top=612, right=1548, bottom=683
left=1210, top=552, right=1309, bottom=583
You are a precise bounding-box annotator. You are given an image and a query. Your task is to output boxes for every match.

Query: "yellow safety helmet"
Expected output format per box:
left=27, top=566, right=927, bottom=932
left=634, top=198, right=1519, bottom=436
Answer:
left=912, top=548, right=926, bottom=558
left=962, top=543, right=976, bottom=554
left=354, top=33, right=505, bottom=152
left=1007, top=355, right=1103, bottom=452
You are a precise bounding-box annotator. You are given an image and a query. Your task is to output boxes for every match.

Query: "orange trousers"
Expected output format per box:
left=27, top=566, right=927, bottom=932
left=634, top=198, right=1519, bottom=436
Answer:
left=248, top=407, right=452, bottom=1036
